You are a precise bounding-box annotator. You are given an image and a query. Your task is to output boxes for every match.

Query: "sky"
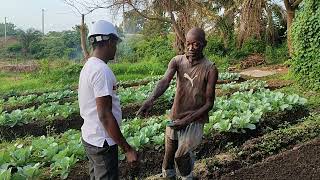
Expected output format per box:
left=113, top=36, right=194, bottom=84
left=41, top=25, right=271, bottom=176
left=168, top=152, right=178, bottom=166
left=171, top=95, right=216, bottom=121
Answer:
left=0, top=0, right=123, bottom=33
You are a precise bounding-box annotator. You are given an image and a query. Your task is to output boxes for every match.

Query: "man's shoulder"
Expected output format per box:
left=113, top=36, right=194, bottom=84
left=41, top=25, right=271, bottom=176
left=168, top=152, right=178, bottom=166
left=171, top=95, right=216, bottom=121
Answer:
left=171, top=55, right=186, bottom=65
left=85, top=57, right=109, bottom=73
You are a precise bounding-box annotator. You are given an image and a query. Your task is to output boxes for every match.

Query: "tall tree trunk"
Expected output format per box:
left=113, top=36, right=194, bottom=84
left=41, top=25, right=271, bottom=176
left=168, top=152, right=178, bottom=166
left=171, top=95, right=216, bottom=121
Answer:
left=80, top=14, right=89, bottom=61
left=286, top=7, right=295, bottom=57
left=284, top=0, right=303, bottom=57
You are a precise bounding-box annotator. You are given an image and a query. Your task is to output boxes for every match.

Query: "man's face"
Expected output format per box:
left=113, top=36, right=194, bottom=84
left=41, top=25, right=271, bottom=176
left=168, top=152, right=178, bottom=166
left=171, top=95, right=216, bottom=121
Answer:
left=186, top=33, right=205, bottom=61
left=105, top=38, right=118, bottom=60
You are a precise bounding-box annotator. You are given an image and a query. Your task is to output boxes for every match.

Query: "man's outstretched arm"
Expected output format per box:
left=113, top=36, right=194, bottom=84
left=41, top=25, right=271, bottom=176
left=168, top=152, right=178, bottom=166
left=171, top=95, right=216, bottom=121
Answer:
left=137, top=59, right=177, bottom=116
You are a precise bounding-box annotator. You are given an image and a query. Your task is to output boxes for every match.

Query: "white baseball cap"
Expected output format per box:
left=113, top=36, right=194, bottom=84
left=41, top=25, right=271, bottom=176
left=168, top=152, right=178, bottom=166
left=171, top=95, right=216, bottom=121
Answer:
left=88, top=20, right=121, bottom=43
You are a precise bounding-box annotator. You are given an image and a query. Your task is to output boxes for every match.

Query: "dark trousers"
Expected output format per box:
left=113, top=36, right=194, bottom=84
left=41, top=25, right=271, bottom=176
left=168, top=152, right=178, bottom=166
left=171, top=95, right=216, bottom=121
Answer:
left=82, top=139, right=119, bottom=180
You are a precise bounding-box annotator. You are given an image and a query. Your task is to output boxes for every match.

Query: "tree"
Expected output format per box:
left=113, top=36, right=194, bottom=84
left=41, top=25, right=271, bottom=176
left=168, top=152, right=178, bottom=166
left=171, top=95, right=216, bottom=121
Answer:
left=0, top=22, right=17, bottom=37
left=265, top=2, right=287, bottom=45
left=236, top=0, right=287, bottom=48
left=16, top=28, right=42, bottom=56
left=284, top=0, right=303, bottom=57
left=123, top=9, right=145, bottom=33
left=237, top=0, right=266, bottom=47
left=290, top=0, right=320, bottom=90
left=63, top=0, right=220, bottom=54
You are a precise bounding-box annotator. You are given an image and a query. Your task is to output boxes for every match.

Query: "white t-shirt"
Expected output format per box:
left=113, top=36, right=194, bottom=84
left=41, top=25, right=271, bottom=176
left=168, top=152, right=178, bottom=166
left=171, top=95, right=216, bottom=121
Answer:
left=78, top=57, right=122, bottom=147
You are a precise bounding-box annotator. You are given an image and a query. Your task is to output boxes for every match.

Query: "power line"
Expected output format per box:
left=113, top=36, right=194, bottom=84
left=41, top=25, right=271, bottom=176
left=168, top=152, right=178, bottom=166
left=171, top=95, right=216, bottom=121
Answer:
left=42, top=9, right=45, bottom=35
left=4, top=17, right=7, bottom=44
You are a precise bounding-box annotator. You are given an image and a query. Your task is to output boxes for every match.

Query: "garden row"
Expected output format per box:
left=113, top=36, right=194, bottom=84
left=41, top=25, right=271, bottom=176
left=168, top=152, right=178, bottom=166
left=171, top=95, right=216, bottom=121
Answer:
left=0, top=88, right=309, bottom=179
left=0, top=79, right=269, bottom=140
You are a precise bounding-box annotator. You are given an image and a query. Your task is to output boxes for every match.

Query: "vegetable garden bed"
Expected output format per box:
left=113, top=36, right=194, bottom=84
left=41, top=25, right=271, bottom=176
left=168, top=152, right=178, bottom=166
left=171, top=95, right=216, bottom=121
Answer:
left=67, top=105, right=309, bottom=180
left=192, top=113, right=320, bottom=179
left=0, top=99, right=172, bottom=141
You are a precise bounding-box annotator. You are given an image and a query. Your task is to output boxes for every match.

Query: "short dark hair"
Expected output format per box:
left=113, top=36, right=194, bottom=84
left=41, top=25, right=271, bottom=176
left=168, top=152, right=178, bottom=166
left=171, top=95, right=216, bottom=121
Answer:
left=90, top=34, right=119, bottom=50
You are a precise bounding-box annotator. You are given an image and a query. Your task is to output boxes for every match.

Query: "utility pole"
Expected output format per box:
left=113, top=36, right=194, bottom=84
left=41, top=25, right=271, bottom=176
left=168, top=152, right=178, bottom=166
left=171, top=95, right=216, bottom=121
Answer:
left=42, top=9, right=45, bottom=35
left=4, top=17, right=7, bottom=44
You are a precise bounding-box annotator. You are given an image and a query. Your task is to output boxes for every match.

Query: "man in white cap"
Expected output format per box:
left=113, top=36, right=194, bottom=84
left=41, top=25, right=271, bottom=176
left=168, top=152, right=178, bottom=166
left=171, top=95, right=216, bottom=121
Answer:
left=79, top=20, right=138, bottom=180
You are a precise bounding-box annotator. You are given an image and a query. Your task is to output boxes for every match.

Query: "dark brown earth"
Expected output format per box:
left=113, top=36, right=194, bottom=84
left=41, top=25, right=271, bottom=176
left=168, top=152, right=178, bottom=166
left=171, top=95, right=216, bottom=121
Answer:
left=266, top=80, right=293, bottom=90
left=239, top=53, right=266, bottom=69
left=0, top=64, right=39, bottom=72
left=196, top=105, right=309, bottom=160
left=220, top=138, right=320, bottom=180
left=67, top=147, right=164, bottom=180
left=0, top=115, right=83, bottom=141
left=66, top=106, right=309, bottom=180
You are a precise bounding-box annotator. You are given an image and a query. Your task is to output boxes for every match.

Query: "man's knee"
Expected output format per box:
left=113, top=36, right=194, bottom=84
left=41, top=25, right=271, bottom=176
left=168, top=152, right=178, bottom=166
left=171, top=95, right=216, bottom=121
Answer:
left=174, top=153, right=192, bottom=176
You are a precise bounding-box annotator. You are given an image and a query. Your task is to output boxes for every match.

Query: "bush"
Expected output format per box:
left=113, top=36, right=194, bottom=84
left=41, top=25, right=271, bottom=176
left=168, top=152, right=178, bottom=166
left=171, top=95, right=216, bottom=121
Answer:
left=207, top=54, right=230, bottom=71
left=205, top=36, right=226, bottom=56
left=241, top=38, right=266, bottom=55
left=6, top=43, right=22, bottom=53
left=110, top=61, right=165, bottom=76
left=265, top=43, right=289, bottom=64
left=117, top=35, right=175, bottom=65
left=229, top=38, right=266, bottom=60
left=35, top=60, right=81, bottom=84
left=28, top=30, right=82, bottom=60
left=291, top=0, right=320, bottom=90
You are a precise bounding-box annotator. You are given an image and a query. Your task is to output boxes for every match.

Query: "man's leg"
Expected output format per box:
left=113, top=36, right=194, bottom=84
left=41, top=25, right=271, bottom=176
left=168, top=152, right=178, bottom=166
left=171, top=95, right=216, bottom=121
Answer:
left=175, top=122, right=204, bottom=179
left=83, top=139, right=119, bottom=180
left=162, top=128, right=178, bottom=179
left=88, top=158, right=95, bottom=180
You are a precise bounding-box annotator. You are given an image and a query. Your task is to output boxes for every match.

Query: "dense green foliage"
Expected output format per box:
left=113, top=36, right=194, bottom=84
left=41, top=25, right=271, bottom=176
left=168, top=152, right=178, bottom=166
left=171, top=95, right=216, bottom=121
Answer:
left=117, top=35, right=175, bottom=65
left=1, top=28, right=82, bottom=60
left=0, top=23, right=17, bottom=37
left=291, top=0, right=320, bottom=90
left=0, top=130, right=85, bottom=179
left=30, top=30, right=82, bottom=59
left=203, top=34, right=288, bottom=67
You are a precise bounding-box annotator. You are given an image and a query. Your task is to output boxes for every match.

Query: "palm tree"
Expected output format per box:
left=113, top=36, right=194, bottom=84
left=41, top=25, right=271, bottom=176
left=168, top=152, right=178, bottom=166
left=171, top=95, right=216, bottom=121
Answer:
left=16, top=28, right=42, bottom=56
left=236, top=0, right=287, bottom=47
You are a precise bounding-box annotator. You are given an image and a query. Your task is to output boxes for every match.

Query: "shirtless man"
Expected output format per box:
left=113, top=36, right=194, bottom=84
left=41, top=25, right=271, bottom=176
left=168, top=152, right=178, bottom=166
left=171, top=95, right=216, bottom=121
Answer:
left=137, top=27, right=218, bottom=179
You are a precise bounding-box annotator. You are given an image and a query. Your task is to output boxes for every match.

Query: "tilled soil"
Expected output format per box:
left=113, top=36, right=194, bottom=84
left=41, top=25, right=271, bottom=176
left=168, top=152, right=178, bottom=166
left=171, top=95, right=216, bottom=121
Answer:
left=67, top=147, right=164, bottom=180
left=67, top=106, right=309, bottom=180
left=220, top=138, right=320, bottom=180
left=0, top=100, right=172, bottom=141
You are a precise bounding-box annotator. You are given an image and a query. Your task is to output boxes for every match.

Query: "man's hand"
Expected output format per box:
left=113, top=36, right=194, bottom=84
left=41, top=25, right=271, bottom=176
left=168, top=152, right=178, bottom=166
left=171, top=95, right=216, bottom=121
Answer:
left=136, top=99, right=154, bottom=117
left=125, top=147, right=139, bottom=163
left=171, top=118, right=192, bottom=130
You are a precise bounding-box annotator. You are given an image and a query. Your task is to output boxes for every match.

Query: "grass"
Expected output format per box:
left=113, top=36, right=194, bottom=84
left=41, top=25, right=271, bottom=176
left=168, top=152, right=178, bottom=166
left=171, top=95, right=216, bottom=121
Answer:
left=0, top=71, right=76, bottom=95
left=0, top=60, right=166, bottom=95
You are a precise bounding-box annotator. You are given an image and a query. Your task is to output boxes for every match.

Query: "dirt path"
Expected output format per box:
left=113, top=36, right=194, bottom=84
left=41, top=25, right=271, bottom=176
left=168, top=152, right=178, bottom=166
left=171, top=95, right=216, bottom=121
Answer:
left=239, top=65, right=288, bottom=78
left=220, top=138, right=320, bottom=180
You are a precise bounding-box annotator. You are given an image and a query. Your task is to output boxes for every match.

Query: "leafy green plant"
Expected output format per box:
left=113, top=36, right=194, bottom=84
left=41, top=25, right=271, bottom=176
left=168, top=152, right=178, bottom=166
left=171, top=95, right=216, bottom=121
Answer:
left=50, top=155, right=78, bottom=179
left=0, top=101, right=78, bottom=127
left=206, top=89, right=307, bottom=133
left=0, top=168, right=11, bottom=180
left=290, top=0, right=320, bottom=91
left=0, top=129, right=84, bottom=179
left=17, top=163, right=42, bottom=180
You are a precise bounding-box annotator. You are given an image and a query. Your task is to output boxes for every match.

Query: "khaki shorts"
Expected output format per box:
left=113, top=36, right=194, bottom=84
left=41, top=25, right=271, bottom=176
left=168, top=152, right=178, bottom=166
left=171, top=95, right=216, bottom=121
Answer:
left=165, top=122, right=204, bottom=157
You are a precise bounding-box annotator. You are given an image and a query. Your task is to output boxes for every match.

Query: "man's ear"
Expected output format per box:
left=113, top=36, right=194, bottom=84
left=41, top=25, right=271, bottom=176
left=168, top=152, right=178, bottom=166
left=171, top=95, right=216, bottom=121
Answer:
left=106, top=40, right=112, bottom=47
